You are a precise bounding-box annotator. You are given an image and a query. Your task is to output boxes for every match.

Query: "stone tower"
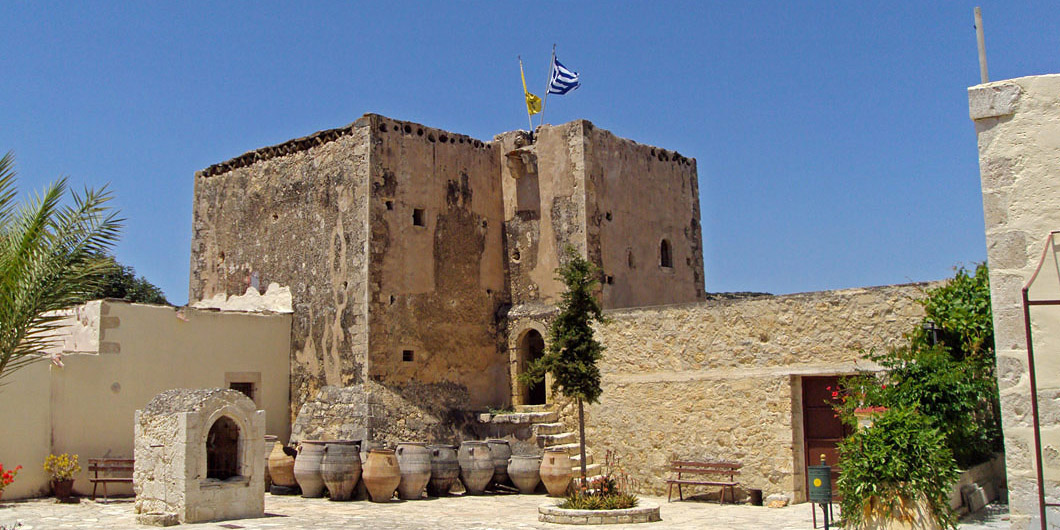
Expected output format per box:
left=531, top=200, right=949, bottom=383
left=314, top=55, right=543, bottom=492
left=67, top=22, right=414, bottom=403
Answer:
left=190, top=113, right=704, bottom=443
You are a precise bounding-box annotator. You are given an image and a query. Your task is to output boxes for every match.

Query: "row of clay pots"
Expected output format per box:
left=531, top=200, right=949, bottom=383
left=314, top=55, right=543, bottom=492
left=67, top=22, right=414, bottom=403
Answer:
left=268, top=438, right=573, bottom=501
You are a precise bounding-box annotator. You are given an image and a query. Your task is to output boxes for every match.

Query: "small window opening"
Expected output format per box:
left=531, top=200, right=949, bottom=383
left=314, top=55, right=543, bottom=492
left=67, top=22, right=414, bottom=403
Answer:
left=660, top=239, right=673, bottom=268
left=512, top=250, right=521, bottom=262
left=605, top=211, right=612, bottom=221
left=385, top=200, right=394, bottom=210
left=402, top=350, right=415, bottom=362
left=206, top=416, right=240, bottom=480
left=229, top=382, right=255, bottom=401
left=413, top=208, right=425, bottom=227
left=605, top=275, right=614, bottom=285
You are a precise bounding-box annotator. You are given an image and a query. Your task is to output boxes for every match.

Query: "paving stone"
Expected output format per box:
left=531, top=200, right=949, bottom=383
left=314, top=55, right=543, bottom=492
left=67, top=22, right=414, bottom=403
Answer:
left=0, top=495, right=1009, bottom=529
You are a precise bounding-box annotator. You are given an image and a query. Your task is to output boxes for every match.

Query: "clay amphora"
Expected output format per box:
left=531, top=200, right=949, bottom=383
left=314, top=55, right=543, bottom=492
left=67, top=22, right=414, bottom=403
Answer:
left=263, top=435, right=278, bottom=489
left=294, top=440, right=327, bottom=497
left=458, top=441, right=493, bottom=495
left=395, top=442, right=432, bottom=500
left=540, top=447, right=573, bottom=497
left=320, top=441, right=361, bottom=501
left=362, top=449, right=401, bottom=502
left=426, top=445, right=460, bottom=497
left=487, top=439, right=512, bottom=486
left=267, top=440, right=297, bottom=487
left=507, top=455, right=542, bottom=494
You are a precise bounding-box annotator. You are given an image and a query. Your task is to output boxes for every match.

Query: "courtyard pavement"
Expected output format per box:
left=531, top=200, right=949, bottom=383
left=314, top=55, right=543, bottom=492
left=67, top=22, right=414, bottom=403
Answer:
left=0, top=493, right=1010, bottom=529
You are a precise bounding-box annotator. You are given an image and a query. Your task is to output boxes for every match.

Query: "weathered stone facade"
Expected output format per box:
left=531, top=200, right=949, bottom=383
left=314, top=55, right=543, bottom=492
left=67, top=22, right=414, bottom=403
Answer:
left=570, top=283, right=929, bottom=500
left=191, top=126, right=372, bottom=418
left=970, top=73, right=1060, bottom=529
left=190, top=114, right=706, bottom=443
left=134, top=388, right=265, bottom=524
left=189, top=112, right=943, bottom=506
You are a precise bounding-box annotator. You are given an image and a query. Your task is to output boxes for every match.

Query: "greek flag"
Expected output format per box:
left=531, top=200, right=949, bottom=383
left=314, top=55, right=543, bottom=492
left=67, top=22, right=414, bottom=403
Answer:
left=548, top=56, right=580, bottom=95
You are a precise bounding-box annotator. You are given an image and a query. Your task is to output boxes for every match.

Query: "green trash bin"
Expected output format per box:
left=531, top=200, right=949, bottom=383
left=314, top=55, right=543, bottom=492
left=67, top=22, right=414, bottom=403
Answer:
left=808, top=463, right=831, bottom=504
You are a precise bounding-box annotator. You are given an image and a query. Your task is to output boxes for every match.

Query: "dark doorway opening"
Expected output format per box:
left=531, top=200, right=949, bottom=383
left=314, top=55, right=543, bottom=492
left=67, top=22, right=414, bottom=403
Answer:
left=523, top=330, right=546, bottom=405
left=206, top=416, right=241, bottom=480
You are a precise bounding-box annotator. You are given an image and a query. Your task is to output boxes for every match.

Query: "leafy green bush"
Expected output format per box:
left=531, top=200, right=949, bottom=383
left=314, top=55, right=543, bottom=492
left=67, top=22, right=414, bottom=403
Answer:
left=560, top=450, right=639, bottom=511
left=837, top=407, right=959, bottom=530
left=837, top=264, right=1001, bottom=468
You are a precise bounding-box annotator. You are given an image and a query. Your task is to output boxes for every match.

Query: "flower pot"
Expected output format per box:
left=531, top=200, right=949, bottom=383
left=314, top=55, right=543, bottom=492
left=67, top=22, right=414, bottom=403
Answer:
left=320, top=441, right=361, bottom=501
left=487, top=439, right=512, bottom=486
left=540, top=448, right=572, bottom=497
left=426, top=445, right=459, bottom=497
left=458, top=441, right=493, bottom=495
left=52, top=478, right=75, bottom=501
left=854, top=406, right=888, bottom=430
left=268, top=441, right=297, bottom=487
left=362, top=449, right=401, bottom=502
left=294, top=441, right=327, bottom=498
left=507, top=455, right=541, bottom=494
left=263, top=435, right=278, bottom=490
left=396, top=443, right=431, bottom=500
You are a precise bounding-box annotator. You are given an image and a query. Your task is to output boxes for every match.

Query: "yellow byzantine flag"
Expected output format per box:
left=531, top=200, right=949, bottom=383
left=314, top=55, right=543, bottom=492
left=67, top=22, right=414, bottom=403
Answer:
left=520, top=58, right=542, bottom=115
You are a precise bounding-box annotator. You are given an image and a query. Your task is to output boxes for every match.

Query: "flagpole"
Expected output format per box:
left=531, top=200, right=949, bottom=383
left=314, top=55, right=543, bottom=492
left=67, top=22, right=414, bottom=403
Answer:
left=538, top=44, right=556, bottom=129
left=519, top=56, right=535, bottom=133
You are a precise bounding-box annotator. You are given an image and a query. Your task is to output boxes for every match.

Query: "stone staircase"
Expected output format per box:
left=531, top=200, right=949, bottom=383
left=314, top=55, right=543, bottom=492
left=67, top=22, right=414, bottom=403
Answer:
left=481, top=404, right=601, bottom=479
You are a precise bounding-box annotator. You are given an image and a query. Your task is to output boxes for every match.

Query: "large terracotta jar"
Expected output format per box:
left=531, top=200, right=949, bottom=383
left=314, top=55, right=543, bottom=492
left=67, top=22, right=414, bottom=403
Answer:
left=362, top=449, right=401, bottom=502
left=320, top=441, right=361, bottom=501
left=508, top=455, right=542, bottom=494
left=487, top=439, right=512, bottom=487
left=263, top=435, right=278, bottom=490
left=268, top=440, right=297, bottom=488
left=294, top=440, right=327, bottom=498
left=540, top=447, right=573, bottom=497
left=395, top=442, right=431, bottom=500
left=458, top=441, right=493, bottom=495
left=426, top=445, right=460, bottom=497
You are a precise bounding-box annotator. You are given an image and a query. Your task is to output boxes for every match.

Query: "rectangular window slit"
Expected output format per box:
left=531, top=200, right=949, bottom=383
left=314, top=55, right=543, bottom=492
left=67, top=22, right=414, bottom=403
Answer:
left=402, top=350, right=414, bottom=362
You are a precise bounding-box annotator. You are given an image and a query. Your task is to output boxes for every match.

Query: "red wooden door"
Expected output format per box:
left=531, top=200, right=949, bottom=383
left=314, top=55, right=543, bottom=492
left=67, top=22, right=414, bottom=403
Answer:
left=802, top=376, right=848, bottom=495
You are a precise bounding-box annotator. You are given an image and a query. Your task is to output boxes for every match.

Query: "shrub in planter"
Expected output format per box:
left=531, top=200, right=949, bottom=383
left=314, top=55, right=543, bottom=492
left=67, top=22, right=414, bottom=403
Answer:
left=560, top=451, right=639, bottom=511
left=837, top=407, right=958, bottom=530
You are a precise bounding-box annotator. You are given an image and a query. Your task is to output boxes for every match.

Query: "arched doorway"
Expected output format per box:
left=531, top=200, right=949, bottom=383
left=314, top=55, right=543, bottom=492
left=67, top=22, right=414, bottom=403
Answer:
left=206, top=416, right=241, bottom=480
left=521, top=329, right=547, bottom=405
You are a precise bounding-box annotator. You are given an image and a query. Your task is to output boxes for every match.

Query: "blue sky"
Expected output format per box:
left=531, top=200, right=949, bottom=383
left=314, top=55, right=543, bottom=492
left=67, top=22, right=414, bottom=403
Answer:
left=2, top=2, right=1057, bottom=303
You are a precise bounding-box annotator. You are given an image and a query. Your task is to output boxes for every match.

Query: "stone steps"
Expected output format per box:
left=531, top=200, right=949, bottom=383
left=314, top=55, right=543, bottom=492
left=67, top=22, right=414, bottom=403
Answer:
left=480, top=410, right=558, bottom=424
left=537, top=432, right=576, bottom=447
left=515, top=404, right=553, bottom=413
left=531, top=422, right=566, bottom=436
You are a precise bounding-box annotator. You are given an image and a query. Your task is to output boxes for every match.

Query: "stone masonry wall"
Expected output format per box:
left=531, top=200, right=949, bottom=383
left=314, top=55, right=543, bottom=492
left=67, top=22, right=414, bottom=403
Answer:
left=190, top=121, right=372, bottom=419
left=582, top=283, right=930, bottom=499
left=365, top=115, right=510, bottom=412
left=586, top=124, right=705, bottom=309
left=970, top=73, right=1060, bottom=529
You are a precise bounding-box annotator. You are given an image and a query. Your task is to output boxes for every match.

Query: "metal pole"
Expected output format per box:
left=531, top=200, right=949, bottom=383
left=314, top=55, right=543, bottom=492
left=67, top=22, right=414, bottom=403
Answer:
left=518, top=57, right=535, bottom=133
left=975, top=7, right=989, bottom=83
left=538, top=44, right=556, bottom=129
left=1023, top=288, right=1049, bottom=528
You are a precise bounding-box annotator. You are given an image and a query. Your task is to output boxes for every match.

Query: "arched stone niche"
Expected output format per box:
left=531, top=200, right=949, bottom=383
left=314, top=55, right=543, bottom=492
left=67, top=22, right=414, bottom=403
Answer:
left=509, top=322, right=552, bottom=406
left=134, top=388, right=265, bottom=525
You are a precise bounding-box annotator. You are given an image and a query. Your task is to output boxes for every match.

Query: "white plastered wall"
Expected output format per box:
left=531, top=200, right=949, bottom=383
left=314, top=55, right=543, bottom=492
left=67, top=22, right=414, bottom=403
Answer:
left=0, top=300, right=291, bottom=499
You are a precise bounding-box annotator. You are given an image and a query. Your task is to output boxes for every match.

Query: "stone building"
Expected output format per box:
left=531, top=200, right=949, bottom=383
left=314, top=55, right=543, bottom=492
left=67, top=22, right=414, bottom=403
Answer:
left=190, top=115, right=703, bottom=432
left=190, top=114, right=933, bottom=502
left=970, top=73, right=1060, bottom=529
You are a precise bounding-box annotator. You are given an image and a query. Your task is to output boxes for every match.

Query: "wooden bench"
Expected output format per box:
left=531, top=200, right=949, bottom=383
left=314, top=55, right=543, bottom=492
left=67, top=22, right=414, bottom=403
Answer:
left=88, top=458, right=134, bottom=502
left=666, top=460, right=741, bottom=503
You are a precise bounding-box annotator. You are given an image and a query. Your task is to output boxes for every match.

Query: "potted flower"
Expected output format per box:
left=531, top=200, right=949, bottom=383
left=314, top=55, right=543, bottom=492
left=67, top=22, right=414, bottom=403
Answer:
left=0, top=463, right=22, bottom=500
left=44, top=453, right=81, bottom=502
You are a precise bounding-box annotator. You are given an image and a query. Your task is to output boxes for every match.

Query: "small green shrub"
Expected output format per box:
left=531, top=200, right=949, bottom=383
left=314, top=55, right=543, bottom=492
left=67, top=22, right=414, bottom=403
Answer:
left=559, top=450, right=639, bottom=511
left=837, top=407, right=959, bottom=530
